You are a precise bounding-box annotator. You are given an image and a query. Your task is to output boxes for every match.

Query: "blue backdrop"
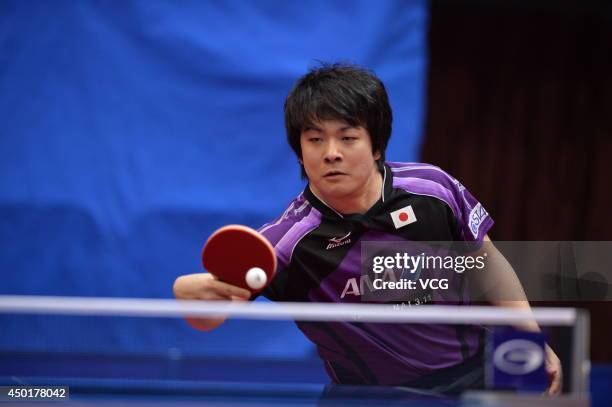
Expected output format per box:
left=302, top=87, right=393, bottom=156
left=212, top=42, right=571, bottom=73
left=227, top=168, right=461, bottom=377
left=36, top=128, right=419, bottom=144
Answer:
left=0, top=0, right=428, bottom=359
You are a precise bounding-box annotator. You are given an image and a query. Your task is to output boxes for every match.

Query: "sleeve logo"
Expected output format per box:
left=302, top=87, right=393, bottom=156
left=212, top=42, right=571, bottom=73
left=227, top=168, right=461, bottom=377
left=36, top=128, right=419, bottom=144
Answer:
left=469, top=203, right=488, bottom=238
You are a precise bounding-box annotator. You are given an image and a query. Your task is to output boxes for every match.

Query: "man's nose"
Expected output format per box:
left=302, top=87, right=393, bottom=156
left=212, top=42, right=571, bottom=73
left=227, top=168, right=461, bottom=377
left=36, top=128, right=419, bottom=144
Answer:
left=324, top=140, right=342, bottom=163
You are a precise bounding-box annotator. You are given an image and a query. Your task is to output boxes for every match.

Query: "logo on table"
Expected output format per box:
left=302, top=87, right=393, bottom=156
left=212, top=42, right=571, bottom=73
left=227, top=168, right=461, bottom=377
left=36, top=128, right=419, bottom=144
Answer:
left=493, top=339, right=544, bottom=375
left=326, top=232, right=352, bottom=250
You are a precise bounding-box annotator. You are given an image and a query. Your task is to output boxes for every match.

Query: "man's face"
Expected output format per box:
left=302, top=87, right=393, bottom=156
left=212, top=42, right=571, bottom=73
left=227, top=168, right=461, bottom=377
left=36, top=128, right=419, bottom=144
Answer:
left=300, top=119, right=381, bottom=203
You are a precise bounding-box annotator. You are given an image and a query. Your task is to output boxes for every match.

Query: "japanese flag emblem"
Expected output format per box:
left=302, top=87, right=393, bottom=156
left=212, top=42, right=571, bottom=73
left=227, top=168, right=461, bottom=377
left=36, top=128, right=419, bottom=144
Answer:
left=390, top=205, right=417, bottom=229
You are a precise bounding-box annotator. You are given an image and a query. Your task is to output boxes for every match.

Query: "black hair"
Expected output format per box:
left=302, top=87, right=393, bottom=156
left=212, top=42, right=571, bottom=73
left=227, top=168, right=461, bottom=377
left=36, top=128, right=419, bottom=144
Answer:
left=284, top=62, right=393, bottom=178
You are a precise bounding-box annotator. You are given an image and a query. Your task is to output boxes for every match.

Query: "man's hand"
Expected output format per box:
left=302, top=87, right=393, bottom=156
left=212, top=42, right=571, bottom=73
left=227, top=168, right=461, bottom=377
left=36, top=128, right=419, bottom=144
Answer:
left=173, top=273, right=251, bottom=330
left=545, top=344, right=563, bottom=395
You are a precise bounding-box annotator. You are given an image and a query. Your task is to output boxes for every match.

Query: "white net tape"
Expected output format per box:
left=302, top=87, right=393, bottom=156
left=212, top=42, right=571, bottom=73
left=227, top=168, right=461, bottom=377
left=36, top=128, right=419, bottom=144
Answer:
left=0, top=295, right=576, bottom=326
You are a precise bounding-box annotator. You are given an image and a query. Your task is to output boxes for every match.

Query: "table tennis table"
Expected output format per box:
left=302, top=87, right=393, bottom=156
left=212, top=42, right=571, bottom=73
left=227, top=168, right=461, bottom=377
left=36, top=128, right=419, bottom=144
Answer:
left=1, top=351, right=609, bottom=407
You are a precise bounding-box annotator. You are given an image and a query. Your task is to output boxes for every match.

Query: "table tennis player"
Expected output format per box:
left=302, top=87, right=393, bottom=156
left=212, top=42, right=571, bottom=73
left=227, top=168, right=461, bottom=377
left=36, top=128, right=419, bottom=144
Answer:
left=173, top=63, right=562, bottom=395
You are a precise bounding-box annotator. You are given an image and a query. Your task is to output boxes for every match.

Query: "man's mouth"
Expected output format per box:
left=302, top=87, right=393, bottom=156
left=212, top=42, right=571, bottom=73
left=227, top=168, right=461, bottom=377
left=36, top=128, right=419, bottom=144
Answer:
left=324, top=171, right=347, bottom=178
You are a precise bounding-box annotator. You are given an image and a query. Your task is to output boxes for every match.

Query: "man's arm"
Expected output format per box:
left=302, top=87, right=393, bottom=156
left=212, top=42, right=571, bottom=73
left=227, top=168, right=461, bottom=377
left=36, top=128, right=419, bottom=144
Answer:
left=469, top=235, right=562, bottom=395
left=173, top=273, right=251, bottom=331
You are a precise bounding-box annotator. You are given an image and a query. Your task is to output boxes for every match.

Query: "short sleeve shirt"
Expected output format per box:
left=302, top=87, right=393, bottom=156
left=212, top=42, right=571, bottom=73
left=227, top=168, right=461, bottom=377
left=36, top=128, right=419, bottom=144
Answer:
left=257, top=162, right=494, bottom=385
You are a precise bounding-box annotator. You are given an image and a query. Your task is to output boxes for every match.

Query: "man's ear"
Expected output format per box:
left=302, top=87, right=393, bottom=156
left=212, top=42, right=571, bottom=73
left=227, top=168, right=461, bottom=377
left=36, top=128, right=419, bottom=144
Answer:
left=373, top=150, right=381, bottom=161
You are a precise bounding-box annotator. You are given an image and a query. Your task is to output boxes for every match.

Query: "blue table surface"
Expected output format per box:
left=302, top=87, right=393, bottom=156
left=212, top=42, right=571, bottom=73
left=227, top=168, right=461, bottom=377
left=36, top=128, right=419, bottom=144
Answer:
left=1, top=352, right=610, bottom=407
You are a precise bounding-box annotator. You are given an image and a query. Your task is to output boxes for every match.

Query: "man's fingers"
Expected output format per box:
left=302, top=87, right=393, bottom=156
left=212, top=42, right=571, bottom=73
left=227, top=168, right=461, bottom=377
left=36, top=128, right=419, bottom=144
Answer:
left=208, top=278, right=251, bottom=299
left=174, top=273, right=251, bottom=301
left=546, top=369, right=562, bottom=395
left=544, top=344, right=563, bottom=396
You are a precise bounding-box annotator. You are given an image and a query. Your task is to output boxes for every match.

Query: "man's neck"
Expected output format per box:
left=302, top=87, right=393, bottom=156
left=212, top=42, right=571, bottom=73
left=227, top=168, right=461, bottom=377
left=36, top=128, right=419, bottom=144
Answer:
left=312, top=168, right=384, bottom=215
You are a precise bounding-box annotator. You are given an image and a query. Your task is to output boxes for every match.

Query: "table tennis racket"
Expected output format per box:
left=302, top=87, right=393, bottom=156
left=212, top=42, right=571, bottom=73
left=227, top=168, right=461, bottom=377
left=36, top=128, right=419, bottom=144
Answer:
left=201, top=225, right=277, bottom=293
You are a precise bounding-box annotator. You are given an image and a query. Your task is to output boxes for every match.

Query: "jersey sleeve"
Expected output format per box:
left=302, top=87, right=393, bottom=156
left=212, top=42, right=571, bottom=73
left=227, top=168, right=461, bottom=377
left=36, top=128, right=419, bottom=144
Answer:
left=443, top=171, right=494, bottom=242
left=254, top=194, right=321, bottom=301
left=256, top=213, right=292, bottom=302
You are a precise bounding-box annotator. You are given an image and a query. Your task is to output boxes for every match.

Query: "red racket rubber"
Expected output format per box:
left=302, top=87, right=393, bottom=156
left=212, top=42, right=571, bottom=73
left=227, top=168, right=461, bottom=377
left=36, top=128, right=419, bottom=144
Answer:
left=201, top=224, right=276, bottom=292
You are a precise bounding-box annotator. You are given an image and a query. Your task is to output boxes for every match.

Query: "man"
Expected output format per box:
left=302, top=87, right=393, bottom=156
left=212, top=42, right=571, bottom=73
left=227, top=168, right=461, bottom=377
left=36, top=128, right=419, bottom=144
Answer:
left=173, top=63, right=561, bottom=394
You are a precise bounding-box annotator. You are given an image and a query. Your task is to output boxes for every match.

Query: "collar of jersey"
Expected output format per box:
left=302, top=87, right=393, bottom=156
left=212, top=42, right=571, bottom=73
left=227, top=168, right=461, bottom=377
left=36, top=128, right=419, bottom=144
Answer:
left=303, top=163, right=393, bottom=220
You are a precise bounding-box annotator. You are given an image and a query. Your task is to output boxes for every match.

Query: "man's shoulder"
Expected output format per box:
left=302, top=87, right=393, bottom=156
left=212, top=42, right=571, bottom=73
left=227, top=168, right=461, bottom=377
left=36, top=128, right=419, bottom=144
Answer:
left=386, top=161, right=471, bottom=223
left=257, top=192, right=322, bottom=248
left=387, top=161, right=463, bottom=191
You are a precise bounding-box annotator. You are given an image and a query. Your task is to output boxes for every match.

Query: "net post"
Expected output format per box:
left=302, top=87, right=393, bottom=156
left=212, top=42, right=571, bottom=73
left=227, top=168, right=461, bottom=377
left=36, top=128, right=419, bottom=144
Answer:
left=570, top=309, right=590, bottom=394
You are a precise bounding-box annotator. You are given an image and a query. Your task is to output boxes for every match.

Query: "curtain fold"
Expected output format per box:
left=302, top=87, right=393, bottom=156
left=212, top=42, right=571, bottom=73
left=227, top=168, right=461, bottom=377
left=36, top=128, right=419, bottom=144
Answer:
left=423, top=1, right=612, bottom=361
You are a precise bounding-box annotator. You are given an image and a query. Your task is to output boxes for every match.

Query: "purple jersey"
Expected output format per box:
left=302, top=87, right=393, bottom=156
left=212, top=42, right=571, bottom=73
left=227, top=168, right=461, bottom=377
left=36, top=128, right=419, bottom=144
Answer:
left=258, top=162, right=494, bottom=385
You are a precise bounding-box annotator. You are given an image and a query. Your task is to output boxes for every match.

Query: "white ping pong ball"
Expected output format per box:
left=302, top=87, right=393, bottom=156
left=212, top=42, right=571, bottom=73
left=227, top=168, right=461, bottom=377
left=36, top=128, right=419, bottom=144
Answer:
left=245, top=267, right=267, bottom=290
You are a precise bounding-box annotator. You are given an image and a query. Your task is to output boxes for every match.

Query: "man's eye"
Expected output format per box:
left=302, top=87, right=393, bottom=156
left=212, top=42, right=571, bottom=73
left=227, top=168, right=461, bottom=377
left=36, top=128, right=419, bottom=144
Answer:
left=342, top=136, right=357, bottom=141
left=309, top=137, right=322, bottom=143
